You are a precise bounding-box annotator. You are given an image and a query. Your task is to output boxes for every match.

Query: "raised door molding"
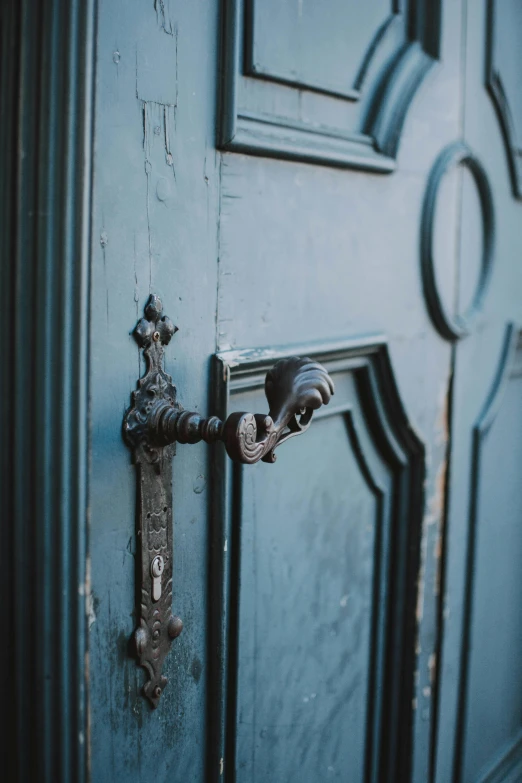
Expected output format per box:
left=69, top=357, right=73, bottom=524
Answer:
left=454, top=325, right=522, bottom=782
left=420, top=142, right=495, bottom=341
left=206, top=336, right=425, bottom=781
left=487, top=0, right=522, bottom=198
left=219, top=0, right=441, bottom=171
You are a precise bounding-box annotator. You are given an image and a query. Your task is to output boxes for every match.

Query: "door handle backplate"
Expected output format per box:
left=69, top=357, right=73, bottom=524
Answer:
left=123, top=295, right=334, bottom=706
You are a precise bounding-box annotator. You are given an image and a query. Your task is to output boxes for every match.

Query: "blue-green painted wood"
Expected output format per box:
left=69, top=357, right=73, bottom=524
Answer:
left=247, top=0, right=396, bottom=99
left=236, top=417, right=382, bottom=781
left=487, top=0, right=522, bottom=198
left=0, top=0, right=94, bottom=780
left=459, top=326, right=522, bottom=781
left=88, top=1, right=220, bottom=780
left=219, top=0, right=441, bottom=169
left=432, top=1, right=522, bottom=780
left=79, top=1, right=522, bottom=781
left=208, top=340, right=424, bottom=782
left=6, top=0, right=522, bottom=781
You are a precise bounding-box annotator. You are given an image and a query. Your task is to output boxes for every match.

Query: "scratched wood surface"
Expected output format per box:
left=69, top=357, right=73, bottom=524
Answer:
left=87, top=1, right=522, bottom=781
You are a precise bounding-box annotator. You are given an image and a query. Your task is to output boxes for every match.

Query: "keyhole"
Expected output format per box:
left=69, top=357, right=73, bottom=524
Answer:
left=151, top=555, right=164, bottom=602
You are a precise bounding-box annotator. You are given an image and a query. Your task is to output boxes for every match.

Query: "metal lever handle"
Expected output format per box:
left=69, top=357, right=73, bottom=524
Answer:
left=123, top=295, right=333, bottom=707
left=150, top=355, right=334, bottom=463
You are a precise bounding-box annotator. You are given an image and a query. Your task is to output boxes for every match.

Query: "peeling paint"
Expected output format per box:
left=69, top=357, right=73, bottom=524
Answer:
left=141, top=100, right=178, bottom=285
left=84, top=555, right=96, bottom=630
left=154, top=0, right=174, bottom=36
left=432, top=363, right=452, bottom=609
left=433, top=458, right=448, bottom=533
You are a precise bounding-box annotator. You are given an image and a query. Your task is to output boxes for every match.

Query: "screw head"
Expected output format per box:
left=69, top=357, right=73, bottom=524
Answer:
left=168, top=615, right=183, bottom=639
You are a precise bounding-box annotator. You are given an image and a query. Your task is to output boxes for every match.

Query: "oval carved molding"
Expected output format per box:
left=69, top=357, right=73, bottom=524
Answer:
left=421, top=142, right=495, bottom=341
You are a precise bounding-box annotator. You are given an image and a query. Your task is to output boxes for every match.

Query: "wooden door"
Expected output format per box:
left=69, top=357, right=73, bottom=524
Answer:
left=87, top=0, right=522, bottom=781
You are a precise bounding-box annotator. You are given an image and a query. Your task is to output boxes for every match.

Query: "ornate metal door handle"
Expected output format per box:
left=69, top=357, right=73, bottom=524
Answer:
left=123, top=296, right=334, bottom=706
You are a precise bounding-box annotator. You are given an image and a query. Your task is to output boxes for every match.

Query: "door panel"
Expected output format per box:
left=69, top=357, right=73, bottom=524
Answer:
left=248, top=0, right=395, bottom=97
left=220, top=0, right=441, bottom=168
left=84, top=1, right=522, bottom=782
left=458, top=328, right=522, bottom=782
left=210, top=343, right=424, bottom=782
left=236, top=416, right=380, bottom=782
left=433, top=1, right=522, bottom=780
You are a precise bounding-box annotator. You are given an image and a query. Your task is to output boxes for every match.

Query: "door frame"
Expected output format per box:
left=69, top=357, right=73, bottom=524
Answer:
left=0, top=1, right=95, bottom=780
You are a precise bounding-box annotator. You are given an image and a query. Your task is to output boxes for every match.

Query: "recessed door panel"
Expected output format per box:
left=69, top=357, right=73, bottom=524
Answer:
left=211, top=342, right=425, bottom=782
left=235, top=410, right=385, bottom=781
left=248, top=0, right=394, bottom=98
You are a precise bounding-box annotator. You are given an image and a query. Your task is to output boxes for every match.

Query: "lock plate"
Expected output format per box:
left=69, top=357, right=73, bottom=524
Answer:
left=123, top=295, right=183, bottom=708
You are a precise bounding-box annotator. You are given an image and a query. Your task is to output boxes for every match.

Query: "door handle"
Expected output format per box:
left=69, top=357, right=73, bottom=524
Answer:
left=123, top=296, right=334, bottom=706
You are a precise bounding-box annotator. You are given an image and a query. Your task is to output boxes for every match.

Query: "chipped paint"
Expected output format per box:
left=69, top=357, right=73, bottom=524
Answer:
left=216, top=334, right=385, bottom=372
left=432, top=362, right=452, bottom=608
left=154, top=0, right=174, bottom=35
left=84, top=555, right=96, bottom=630
left=428, top=652, right=437, bottom=685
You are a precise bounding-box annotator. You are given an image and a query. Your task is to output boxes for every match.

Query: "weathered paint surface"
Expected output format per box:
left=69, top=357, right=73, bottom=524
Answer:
left=89, top=1, right=220, bottom=779
left=87, top=1, right=522, bottom=782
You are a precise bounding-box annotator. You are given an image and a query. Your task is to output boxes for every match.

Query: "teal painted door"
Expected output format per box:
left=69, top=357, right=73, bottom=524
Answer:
left=88, top=1, right=522, bottom=781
